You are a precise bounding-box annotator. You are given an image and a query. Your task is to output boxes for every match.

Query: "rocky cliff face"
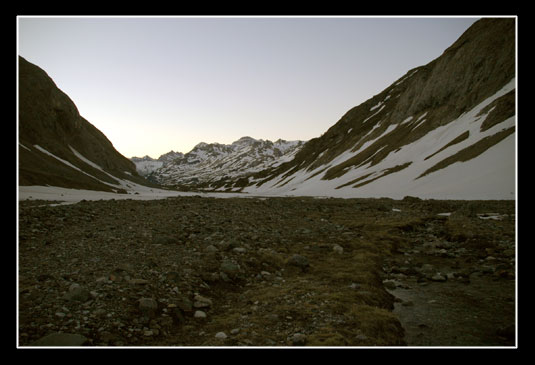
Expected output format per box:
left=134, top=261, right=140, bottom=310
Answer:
left=242, top=18, right=516, bottom=199
left=18, top=56, right=150, bottom=193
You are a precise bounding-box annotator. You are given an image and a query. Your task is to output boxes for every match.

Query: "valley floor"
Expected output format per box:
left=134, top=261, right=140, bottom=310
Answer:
left=17, top=196, right=516, bottom=347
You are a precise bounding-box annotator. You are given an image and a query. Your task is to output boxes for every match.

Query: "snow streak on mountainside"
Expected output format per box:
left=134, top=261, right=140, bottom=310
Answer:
left=244, top=79, right=515, bottom=199
left=240, top=18, right=516, bottom=199
left=137, top=137, right=304, bottom=190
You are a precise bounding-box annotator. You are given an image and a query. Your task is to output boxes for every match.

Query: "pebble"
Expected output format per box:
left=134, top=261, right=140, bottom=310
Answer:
left=64, top=283, right=90, bottom=302
left=194, top=310, right=207, bottom=318
left=205, top=245, right=218, bottom=253
left=333, top=244, right=344, bottom=254
left=193, top=294, right=212, bottom=308
left=430, top=273, right=447, bottom=282
left=215, top=332, right=227, bottom=339
left=290, top=333, right=306, bottom=346
left=287, top=254, right=310, bottom=270
left=220, top=260, right=241, bottom=278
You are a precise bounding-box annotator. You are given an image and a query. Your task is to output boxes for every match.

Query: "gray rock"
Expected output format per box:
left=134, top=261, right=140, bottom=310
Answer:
left=287, top=254, right=310, bottom=270
left=193, top=294, right=212, bottom=308
left=63, top=283, right=90, bottom=302
left=30, top=332, right=88, bottom=346
left=194, top=310, right=207, bottom=318
left=220, top=260, right=240, bottom=278
left=430, top=273, right=447, bottom=282
left=333, top=244, right=344, bottom=254
left=290, top=333, right=307, bottom=346
left=205, top=244, right=219, bottom=253
left=215, top=331, right=227, bottom=339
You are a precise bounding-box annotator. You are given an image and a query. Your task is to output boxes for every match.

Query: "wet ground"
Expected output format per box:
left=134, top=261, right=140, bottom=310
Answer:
left=382, top=208, right=516, bottom=347
left=387, top=273, right=515, bottom=346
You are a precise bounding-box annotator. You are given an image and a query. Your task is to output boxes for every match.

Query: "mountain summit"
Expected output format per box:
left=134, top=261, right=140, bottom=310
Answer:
left=140, top=137, right=304, bottom=190
left=239, top=18, right=516, bottom=199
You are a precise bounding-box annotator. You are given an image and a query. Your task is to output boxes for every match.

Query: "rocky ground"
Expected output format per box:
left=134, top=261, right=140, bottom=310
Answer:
left=17, top=196, right=516, bottom=347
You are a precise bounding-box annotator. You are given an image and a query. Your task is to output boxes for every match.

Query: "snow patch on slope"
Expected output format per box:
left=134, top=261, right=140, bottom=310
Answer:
left=244, top=78, right=516, bottom=200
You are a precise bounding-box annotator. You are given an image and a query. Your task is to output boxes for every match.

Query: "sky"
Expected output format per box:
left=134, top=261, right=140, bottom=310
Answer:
left=17, top=16, right=479, bottom=159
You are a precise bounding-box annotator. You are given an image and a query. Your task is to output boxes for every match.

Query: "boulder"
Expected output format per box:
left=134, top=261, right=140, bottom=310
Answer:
left=30, top=332, right=88, bottom=346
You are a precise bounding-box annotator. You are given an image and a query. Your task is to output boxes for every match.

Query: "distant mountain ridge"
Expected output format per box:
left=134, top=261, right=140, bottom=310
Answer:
left=131, top=151, right=184, bottom=176
left=133, top=137, right=305, bottom=190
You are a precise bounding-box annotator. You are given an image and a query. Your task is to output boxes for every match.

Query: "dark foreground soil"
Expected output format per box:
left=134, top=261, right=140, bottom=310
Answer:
left=17, top=196, right=516, bottom=347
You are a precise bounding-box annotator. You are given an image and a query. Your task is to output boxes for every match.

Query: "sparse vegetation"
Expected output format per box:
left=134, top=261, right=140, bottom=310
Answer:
left=19, top=196, right=515, bottom=346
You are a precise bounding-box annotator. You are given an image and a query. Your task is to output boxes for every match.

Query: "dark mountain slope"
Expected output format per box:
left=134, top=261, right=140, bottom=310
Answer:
left=18, top=56, right=150, bottom=192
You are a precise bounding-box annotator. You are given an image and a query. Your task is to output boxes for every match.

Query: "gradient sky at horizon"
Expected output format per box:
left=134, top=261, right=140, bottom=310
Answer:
left=18, top=16, right=480, bottom=159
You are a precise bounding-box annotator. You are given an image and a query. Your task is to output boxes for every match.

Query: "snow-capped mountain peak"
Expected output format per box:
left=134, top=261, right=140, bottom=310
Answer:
left=135, top=18, right=515, bottom=199
left=131, top=137, right=305, bottom=189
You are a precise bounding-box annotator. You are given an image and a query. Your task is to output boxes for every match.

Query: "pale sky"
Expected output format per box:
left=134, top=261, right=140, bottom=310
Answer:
left=17, top=16, right=479, bottom=159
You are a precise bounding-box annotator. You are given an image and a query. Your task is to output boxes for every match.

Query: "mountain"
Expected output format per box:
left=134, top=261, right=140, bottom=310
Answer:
left=18, top=56, right=153, bottom=193
left=239, top=18, right=516, bottom=200
left=131, top=151, right=184, bottom=176
left=20, top=18, right=516, bottom=200
left=143, top=137, right=304, bottom=190
left=157, top=150, right=185, bottom=164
